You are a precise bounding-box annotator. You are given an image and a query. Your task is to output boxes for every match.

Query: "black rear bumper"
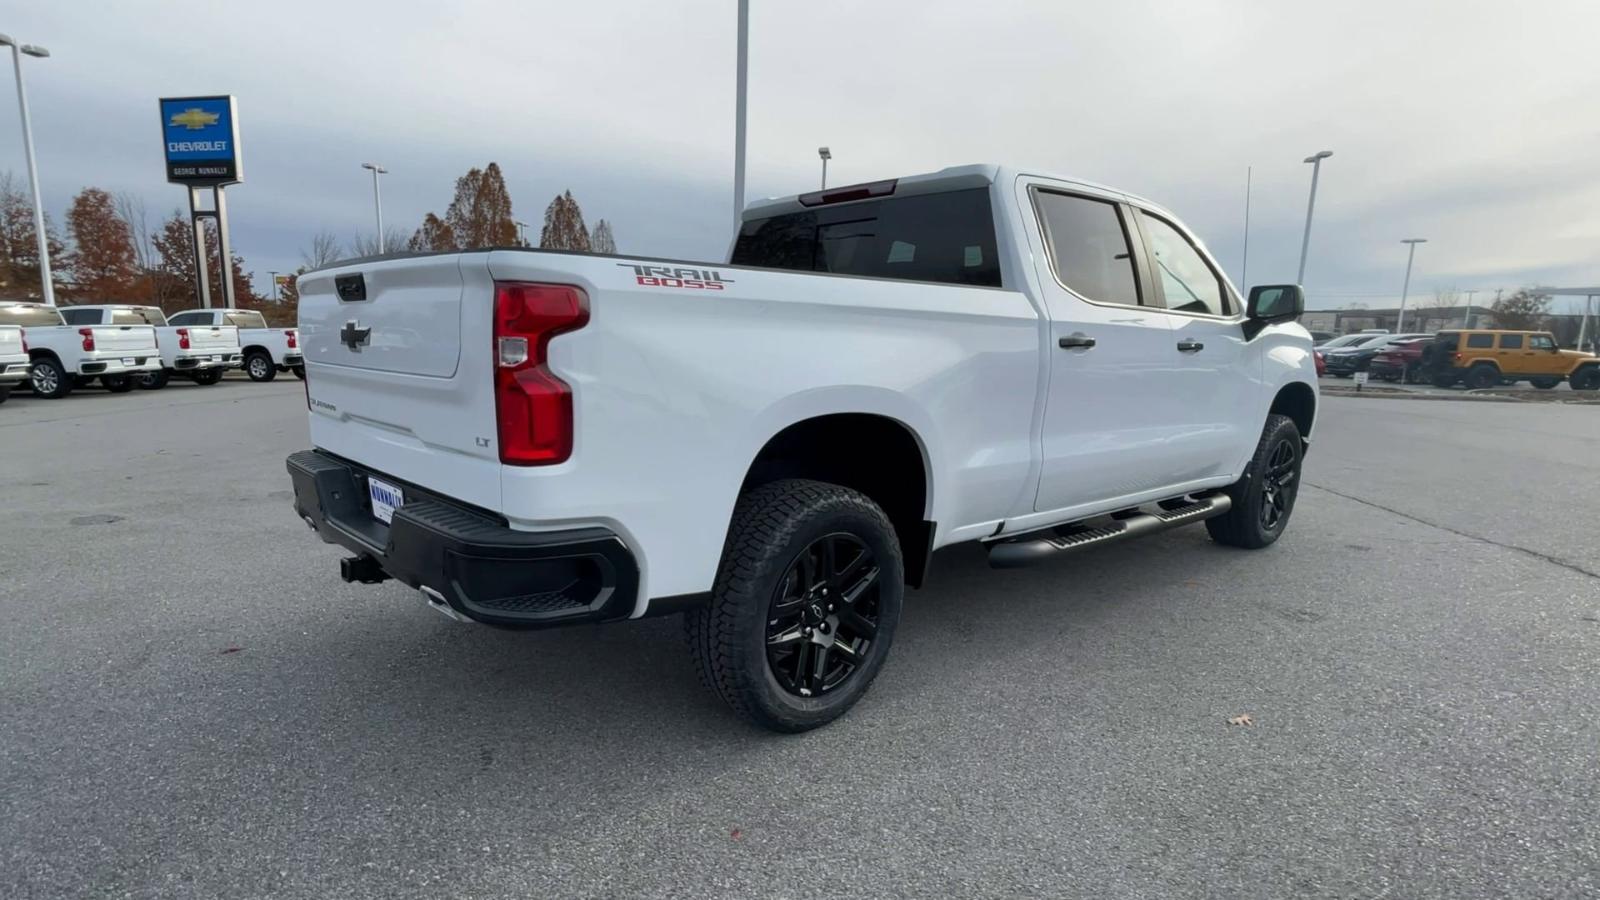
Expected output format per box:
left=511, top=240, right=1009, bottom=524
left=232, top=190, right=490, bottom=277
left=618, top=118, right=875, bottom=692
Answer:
left=286, top=449, right=639, bottom=628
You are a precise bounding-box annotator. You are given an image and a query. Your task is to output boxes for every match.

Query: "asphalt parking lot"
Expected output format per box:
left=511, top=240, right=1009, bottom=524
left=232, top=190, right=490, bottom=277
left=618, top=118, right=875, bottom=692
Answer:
left=3, top=382, right=1598, bottom=899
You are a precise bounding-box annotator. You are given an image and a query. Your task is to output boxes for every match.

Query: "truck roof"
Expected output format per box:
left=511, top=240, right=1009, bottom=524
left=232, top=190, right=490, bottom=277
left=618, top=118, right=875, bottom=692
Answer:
left=740, top=163, right=1170, bottom=221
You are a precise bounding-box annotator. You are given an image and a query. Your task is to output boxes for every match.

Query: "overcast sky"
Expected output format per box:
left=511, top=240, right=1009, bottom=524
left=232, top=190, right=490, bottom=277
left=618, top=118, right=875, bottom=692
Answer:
left=3, top=0, right=1598, bottom=311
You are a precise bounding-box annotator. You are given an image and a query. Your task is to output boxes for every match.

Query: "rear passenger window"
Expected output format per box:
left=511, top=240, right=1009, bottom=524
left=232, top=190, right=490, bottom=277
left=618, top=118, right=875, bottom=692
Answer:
left=731, top=188, right=1001, bottom=287
left=59, top=308, right=96, bottom=325
left=1466, top=334, right=1494, bottom=349
left=1138, top=212, right=1230, bottom=316
left=1033, top=191, right=1142, bottom=306
left=1498, top=334, right=1524, bottom=349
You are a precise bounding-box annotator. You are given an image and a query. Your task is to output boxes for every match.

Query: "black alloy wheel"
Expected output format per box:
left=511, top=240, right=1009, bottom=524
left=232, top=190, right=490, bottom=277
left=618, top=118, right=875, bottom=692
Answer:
left=765, top=533, right=881, bottom=698
left=1259, top=436, right=1298, bottom=533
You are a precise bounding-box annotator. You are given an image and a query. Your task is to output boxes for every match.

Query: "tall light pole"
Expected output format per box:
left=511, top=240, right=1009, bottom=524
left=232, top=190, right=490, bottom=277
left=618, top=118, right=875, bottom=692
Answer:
left=1463, top=289, right=1479, bottom=330
left=1296, top=150, right=1333, bottom=287
left=732, top=0, right=749, bottom=233
left=515, top=220, right=529, bottom=246
left=0, top=34, right=54, bottom=305
left=1396, top=238, right=1427, bottom=333
left=818, top=146, right=831, bottom=189
left=361, top=162, right=387, bottom=253
left=1240, top=165, right=1252, bottom=288
left=268, top=270, right=280, bottom=302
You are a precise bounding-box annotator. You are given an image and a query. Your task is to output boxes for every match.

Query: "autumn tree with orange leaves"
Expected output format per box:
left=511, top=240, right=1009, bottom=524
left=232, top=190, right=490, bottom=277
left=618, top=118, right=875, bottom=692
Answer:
left=65, top=188, right=140, bottom=301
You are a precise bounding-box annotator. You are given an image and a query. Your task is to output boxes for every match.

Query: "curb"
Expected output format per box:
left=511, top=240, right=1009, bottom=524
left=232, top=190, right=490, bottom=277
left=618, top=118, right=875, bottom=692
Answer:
left=1320, top=387, right=1600, bottom=405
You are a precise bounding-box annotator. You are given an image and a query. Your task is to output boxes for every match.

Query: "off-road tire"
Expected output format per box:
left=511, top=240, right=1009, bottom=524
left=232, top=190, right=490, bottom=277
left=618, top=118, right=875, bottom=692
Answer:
left=1529, top=377, right=1560, bottom=390
left=29, top=357, right=72, bottom=399
left=1570, top=367, right=1600, bottom=391
left=685, top=478, right=904, bottom=733
left=1464, top=364, right=1500, bottom=390
left=245, top=351, right=276, bottom=382
left=1206, top=414, right=1302, bottom=550
left=137, top=369, right=170, bottom=390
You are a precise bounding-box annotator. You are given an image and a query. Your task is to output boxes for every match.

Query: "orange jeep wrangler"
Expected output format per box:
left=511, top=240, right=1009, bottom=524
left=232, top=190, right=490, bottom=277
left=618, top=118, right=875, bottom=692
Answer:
left=1427, top=330, right=1600, bottom=390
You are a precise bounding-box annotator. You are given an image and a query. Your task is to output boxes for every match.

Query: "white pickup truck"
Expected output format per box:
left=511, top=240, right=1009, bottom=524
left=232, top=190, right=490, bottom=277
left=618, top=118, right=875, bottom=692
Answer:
left=0, top=323, right=28, bottom=404
left=61, top=305, right=242, bottom=389
left=168, top=308, right=302, bottom=382
left=286, top=165, right=1318, bottom=732
left=2, top=301, right=162, bottom=399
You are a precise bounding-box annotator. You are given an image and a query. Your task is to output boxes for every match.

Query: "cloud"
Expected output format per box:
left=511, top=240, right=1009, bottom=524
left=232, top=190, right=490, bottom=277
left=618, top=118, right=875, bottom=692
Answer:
left=1, top=0, right=1596, bottom=310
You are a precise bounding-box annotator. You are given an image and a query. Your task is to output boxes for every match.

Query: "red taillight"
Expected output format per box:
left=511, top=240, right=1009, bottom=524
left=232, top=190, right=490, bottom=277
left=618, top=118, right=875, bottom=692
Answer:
left=493, top=282, right=589, bottom=465
left=177, top=327, right=190, bottom=350
left=78, top=327, right=95, bottom=351
left=286, top=330, right=298, bottom=349
left=1453, top=352, right=1462, bottom=362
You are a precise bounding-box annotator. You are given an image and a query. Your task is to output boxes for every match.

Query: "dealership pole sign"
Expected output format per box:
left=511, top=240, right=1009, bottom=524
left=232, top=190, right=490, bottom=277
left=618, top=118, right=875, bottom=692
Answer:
left=159, top=96, right=242, bottom=185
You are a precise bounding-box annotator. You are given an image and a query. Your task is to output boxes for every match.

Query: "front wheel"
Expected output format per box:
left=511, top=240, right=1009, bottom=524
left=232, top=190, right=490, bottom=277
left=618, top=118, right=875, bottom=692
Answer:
left=1571, top=367, right=1600, bottom=391
left=686, top=479, right=903, bottom=733
left=190, top=368, right=224, bottom=386
left=137, top=369, right=170, bottom=390
left=245, top=351, right=276, bottom=382
left=1206, top=414, right=1302, bottom=550
left=100, top=374, right=135, bottom=393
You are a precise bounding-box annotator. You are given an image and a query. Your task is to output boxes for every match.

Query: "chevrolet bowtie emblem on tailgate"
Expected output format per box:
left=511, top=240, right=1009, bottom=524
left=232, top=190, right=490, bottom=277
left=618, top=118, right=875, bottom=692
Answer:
left=340, top=320, right=371, bottom=351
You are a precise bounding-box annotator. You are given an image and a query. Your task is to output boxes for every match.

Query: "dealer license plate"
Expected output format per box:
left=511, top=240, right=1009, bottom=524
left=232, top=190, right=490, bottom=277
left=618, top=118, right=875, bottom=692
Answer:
left=368, top=476, right=404, bottom=525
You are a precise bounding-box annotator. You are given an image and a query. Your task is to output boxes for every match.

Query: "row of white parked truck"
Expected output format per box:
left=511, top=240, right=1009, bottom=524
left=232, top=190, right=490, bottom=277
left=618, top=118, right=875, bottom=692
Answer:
left=0, top=302, right=304, bottom=402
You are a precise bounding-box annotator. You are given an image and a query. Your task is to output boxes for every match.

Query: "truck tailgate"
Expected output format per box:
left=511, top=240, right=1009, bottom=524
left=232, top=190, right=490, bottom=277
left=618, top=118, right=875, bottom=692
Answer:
left=297, top=255, right=501, bottom=511
left=186, top=324, right=239, bottom=352
left=92, top=326, right=158, bottom=353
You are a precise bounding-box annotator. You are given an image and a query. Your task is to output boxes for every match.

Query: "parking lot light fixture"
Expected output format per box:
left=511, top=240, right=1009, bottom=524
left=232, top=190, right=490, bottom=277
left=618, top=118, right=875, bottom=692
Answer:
left=1296, top=150, right=1333, bottom=286
left=818, top=146, right=831, bottom=189
left=1, top=33, right=55, bottom=305
left=1396, top=238, right=1427, bottom=333
left=361, top=163, right=387, bottom=254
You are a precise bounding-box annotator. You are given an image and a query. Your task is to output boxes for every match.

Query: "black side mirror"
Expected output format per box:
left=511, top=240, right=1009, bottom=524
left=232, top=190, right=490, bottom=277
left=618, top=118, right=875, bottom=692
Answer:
left=1247, top=284, right=1304, bottom=322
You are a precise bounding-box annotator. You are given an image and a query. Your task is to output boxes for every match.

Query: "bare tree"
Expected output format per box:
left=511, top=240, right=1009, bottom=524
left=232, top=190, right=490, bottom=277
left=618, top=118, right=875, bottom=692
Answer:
left=113, top=192, right=154, bottom=273
left=349, top=227, right=409, bottom=258
left=301, top=231, right=343, bottom=270
left=1417, top=287, right=1460, bottom=331
left=539, top=191, right=591, bottom=252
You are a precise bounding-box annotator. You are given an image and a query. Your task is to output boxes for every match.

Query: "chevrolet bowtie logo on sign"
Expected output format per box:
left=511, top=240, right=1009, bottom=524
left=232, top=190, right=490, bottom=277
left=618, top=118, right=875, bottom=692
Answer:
left=169, top=107, right=220, bottom=130
left=159, top=95, right=242, bottom=186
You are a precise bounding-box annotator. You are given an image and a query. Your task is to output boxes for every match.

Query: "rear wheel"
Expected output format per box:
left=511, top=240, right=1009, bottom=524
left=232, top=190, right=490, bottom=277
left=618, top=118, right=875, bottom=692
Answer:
left=292, top=364, right=305, bottom=380
left=29, top=357, right=72, bottom=399
left=686, top=479, right=903, bottom=732
left=1571, top=367, right=1600, bottom=391
left=190, top=368, right=224, bottom=386
left=1529, top=377, right=1560, bottom=390
left=245, top=351, right=276, bottom=382
left=100, top=374, right=135, bottom=393
left=137, top=369, right=170, bottom=390
left=0, top=385, right=10, bottom=404
left=1464, top=364, right=1500, bottom=390
left=1206, top=414, right=1302, bottom=550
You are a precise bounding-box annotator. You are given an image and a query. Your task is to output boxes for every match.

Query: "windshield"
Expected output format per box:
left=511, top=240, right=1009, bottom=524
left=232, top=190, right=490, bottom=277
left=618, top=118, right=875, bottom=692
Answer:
left=223, top=311, right=268, bottom=329
left=0, top=304, right=64, bottom=327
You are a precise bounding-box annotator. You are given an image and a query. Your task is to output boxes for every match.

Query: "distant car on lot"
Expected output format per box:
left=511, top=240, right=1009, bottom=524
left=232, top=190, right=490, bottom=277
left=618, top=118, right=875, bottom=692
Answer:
left=1427, top=329, right=1600, bottom=390
left=1309, top=330, right=1336, bottom=344
left=167, top=308, right=302, bottom=382
left=1314, top=349, right=1326, bottom=377
left=61, top=305, right=242, bottom=390
left=1, top=301, right=161, bottom=399
left=1322, top=333, right=1432, bottom=378
left=1367, top=337, right=1434, bottom=383
left=1315, top=333, right=1384, bottom=352
left=0, top=324, right=28, bottom=404
left=1321, top=333, right=1429, bottom=376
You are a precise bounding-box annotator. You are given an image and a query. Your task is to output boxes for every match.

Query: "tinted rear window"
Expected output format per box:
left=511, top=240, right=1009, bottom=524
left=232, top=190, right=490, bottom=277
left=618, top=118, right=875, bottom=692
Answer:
left=1498, top=334, right=1523, bottom=349
left=731, top=188, right=1001, bottom=287
left=0, top=304, right=63, bottom=326
left=1466, top=334, right=1494, bottom=349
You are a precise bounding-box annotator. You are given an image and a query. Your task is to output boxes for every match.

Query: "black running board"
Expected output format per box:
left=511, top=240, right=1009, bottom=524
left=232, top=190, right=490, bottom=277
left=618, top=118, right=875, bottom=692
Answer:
left=987, top=494, right=1232, bottom=569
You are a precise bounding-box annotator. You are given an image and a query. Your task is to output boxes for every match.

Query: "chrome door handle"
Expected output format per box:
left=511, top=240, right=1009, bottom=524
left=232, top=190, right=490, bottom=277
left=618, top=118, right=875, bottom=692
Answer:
left=1176, top=339, right=1204, bottom=352
left=1058, top=333, right=1096, bottom=349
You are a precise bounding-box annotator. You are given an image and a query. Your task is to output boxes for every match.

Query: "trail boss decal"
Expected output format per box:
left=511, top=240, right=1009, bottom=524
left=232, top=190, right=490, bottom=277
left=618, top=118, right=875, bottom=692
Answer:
left=619, top=263, right=734, bottom=291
